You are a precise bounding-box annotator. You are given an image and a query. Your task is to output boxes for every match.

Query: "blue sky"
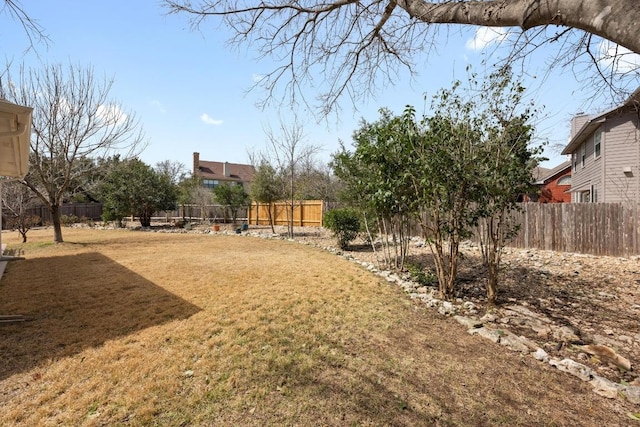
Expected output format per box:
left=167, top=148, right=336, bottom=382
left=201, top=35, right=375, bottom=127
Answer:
left=2, top=1, right=635, bottom=171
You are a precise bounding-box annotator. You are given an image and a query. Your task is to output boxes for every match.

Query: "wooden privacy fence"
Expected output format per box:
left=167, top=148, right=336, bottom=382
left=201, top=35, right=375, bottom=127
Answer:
left=248, top=200, right=324, bottom=227
left=24, top=203, right=103, bottom=224
left=485, top=203, right=640, bottom=257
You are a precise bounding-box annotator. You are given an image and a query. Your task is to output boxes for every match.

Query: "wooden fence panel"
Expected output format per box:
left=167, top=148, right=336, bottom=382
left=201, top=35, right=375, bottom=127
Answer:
left=22, top=203, right=104, bottom=224
left=248, top=200, right=324, bottom=227
left=502, top=202, right=640, bottom=257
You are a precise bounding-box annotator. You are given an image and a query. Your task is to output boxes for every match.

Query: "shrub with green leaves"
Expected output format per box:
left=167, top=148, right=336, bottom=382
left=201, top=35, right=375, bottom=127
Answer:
left=324, top=208, right=360, bottom=250
left=405, top=263, right=438, bottom=287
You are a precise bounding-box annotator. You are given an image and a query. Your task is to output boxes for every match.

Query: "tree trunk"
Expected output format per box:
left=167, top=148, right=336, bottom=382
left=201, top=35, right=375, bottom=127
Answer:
left=140, top=207, right=152, bottom=227
left=51, top=204, right=64, bottom=243
left=486, top=262, right=498, bottom=304
left=267, top=202, right=275, bottom=233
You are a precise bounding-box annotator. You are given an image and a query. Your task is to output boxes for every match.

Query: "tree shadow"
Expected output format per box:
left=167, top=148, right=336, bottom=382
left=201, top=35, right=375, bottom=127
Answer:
left=0, top=252, right=201, bottom=380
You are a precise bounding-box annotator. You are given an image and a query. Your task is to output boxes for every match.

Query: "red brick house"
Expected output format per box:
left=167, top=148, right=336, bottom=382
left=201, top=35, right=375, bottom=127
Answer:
left=192, top=152, right=255, bottom=190
left=534, top=160, right=572, bottom=203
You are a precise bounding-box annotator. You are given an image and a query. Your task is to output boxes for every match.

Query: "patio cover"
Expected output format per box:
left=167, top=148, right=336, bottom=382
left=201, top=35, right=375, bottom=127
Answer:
left=0, top=99, right=32, bottom=179
left=0, top=99, right=32, bottom=270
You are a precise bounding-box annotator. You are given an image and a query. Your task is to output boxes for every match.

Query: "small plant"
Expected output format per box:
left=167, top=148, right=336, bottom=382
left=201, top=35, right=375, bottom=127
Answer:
left=60, top=214, right=80, bottom=226
left=405, top=262, right=437, bottom=287
left=323, top=208, right=360, bottom=250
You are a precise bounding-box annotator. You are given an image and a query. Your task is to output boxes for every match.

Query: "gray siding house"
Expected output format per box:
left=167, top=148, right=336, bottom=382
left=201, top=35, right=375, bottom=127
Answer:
left=561, top=89, right=640, bottom=203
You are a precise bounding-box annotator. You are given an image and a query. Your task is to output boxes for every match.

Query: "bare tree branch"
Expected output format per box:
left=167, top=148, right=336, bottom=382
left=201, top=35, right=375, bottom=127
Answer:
left=163, top=0, right=640, bottom=115
left=1, top=0, right=50, bottom=52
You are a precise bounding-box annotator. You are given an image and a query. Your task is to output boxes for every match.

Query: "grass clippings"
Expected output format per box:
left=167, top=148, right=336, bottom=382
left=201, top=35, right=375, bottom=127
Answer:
left=0, top=227, right=634, bottom=426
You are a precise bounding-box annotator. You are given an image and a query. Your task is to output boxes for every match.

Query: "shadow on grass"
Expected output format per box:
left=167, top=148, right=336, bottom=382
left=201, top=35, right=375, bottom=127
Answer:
left=0, top=252, right=201, bottom=380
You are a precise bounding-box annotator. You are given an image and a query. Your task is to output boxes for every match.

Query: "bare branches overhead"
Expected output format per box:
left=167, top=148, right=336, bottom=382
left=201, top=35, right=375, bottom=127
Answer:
left=1, top=0, right=50, bottom=51
left=164, top=0, right=640, bottom=115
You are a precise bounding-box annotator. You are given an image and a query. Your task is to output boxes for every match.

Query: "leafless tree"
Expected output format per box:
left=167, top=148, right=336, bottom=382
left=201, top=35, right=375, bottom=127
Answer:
left=295, top=158, right=340, bottom=202
left=261, top=117, right=320, bottom=238
left=164, top=0, right=640, bottom=114
left=1, top=178, right=40, bottom=243
left=0, top=63, right=145, bottom=243
left=155, top=160, right=187, bottom=184
left=193, top=185, right=214, bottom=221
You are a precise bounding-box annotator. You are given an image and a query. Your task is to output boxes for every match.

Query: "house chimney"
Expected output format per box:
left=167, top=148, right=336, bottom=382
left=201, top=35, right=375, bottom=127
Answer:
left=223, top=161, right=230, bottom=177
left=571, top=114, right=589, bottom=138
left=193, top=152, right=199, bottom=175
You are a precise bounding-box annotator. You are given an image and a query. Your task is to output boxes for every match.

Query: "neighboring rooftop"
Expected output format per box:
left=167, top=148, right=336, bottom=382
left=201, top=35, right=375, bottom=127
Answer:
left=534, top=160, right=571, bottom=185
left=192, top=152, right=255, bottom=183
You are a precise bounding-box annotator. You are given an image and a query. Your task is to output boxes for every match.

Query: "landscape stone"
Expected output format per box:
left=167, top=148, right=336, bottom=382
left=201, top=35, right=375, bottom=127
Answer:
left=453, top=315, right=482, bottom=329
left=617, top=335, right=634, bottom=345
left=549, top=358, right=594, bottom=382
left=468, top=327, right=501, bottom=343
left=590, top=375, right=623, bottom=399
left=581, top=344, right=632, bottom=371
left=623, top=386, right=640, bottom=404
left=552, top=325, right=581, bottom=343
left=592, top=334, right=626, bottom=349
left=438, top=301, right=457, bottom=316
left=462, top=301, right=476, bottom=310
left=533, top=348, right=549, bottom=363
left=498, top=330, right=531, bottom=354
left=480, top=312, right=498, bottom=323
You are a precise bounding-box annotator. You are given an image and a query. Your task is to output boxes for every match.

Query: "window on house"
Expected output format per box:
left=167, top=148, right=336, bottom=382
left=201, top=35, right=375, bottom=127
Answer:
left=203, top=179, right=219, bottom=189
left=581, top=143, right=586, bottom=168
left=591, top=184, right=598, bottom=203
left=580, top=190, right=590, bottom=203
left=572, top=153, right=577, bottom=172
left=594, top=129, right=602, bottom=158
left=557, top=176, right=571, bottom=186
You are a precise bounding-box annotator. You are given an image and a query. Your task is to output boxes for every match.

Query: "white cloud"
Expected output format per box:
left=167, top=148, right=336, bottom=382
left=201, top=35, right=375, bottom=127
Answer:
left=598, top=40, right=640, bottom=74
left=96, top=104, right=127, bottom=125
left=200, top=113, right=223, bottom=125
left=465, top=27, right=508, bottom=51
left=150, top=99, right=166, bottom=113
left=252, top=73, right=265, bottom=83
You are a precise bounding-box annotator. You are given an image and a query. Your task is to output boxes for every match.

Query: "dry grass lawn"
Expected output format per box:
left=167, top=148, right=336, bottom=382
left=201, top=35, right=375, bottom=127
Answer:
left=0, top=227, right=634, bottom=426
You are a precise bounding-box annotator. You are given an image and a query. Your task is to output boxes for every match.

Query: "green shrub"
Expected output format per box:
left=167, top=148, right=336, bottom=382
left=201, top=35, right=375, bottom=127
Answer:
left=406, top=262, right=438, bottom=286
left=60, top=214, right=80, bottom=226
left=324, top=208, right=360, bottom=250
